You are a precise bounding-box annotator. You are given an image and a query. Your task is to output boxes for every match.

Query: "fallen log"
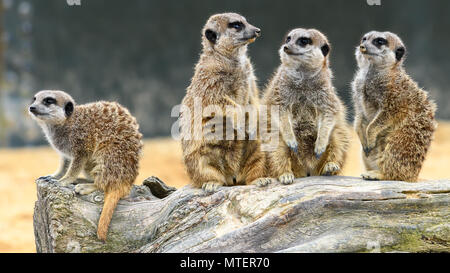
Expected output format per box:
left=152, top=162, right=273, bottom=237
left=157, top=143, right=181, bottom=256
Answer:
left=33, top=176, right=450, bottom=253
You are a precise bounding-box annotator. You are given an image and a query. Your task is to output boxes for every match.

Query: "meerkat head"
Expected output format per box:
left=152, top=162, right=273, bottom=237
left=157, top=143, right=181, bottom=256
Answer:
left=356, top=31, right=406, bottom=69
left=29, top=90, right=75, bottom=125
left=202, top=13, right=261, bottom=57
left=279, top=28, right=331, bottom=70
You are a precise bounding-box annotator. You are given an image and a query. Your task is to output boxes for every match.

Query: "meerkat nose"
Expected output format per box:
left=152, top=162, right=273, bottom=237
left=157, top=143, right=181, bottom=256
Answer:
left=29, top=106, right=37, bottom=113
left=360, top=45, right=367, bottom=52
left=284, top=46, right=290, bottom=52
left=254, top=28, right=261, bottom=37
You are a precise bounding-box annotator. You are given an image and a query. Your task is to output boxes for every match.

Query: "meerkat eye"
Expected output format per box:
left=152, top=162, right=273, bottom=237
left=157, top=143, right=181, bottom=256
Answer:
left=373, top=37, right=388, bottom=47
left=228, top=21, right=244, bottom=32
left=43, top=97, right=57, bottom=106
left=297, top=37, right=312, bottom=47
left=286, top=36, right=291, bottom=43
left=362, top=37, right=367, bottom=42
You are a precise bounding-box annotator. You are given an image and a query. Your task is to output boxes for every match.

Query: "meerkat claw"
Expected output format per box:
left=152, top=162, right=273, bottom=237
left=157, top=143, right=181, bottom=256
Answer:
left=251, top=178, right=272, bottom=188
left=315, top=151, right=324, bottom=159
left=321, top=162, right=340, bottom=176
left=314, top=145, right=326, bottom=159
left=74, top=184, right=98, bottom=195
left=362, top=171, right=382, bottom=181
left=279, top=173, right=295, bottom=185
left=202, top=182, right=223, bottom=193
left=38, top=175, right=53, bottom=181
left=363, top=146, right=373, bottom=157
left=286, top=140, right=299, bottom=154
left=58, top=178, right=76, bottom=187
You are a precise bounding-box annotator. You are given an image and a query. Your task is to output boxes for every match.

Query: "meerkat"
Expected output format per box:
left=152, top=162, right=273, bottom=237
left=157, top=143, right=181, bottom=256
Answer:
left=263, top=28, right=351, bottom=184
left=352, top=31, right=437, bottom=182
left=29, top=90, right=143, bottom=241
left=180, top=13, right=271, bottom=193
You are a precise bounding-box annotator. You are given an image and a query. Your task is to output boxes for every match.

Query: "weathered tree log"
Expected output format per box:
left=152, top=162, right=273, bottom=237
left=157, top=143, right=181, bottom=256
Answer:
left=34, top=176, right=450, bottom=253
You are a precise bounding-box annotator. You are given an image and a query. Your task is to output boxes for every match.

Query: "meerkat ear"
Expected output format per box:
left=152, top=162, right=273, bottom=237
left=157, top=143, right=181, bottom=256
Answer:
left=395, top=46, right=406, bottom=61
left=321, top=44, right=330, bottom=57
left=205, top=29, right=218, bottom=44
left=64, top=101, right=74, bottom=117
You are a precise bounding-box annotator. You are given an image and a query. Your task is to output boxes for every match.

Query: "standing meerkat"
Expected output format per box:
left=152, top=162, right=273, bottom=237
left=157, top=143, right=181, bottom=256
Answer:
left=180, top=13, right=270, bottom=193
left=263, top=28, right=350, bottom=184
left=29, top=90, right=143, bottom=241
left=352, top=31, right=437, bottom=182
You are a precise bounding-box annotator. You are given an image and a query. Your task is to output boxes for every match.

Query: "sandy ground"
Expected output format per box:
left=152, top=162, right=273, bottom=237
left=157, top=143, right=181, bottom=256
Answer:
left=0, top=122, right=449, bottom=253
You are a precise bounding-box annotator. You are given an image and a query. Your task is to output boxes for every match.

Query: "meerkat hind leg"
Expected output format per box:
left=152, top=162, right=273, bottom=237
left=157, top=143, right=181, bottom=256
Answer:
left=321, top=162, right=341, bottom=176
left=279, top=172, right=295, bottom=185
left=250, top=177, right=274, bottom=188
left=202, top=182, right=224, bottom=193
left=74, top=183, right=99, bottom=195
left=82, top=162, right=96, bottom=183
left=362, top=170, right=383, bottom=181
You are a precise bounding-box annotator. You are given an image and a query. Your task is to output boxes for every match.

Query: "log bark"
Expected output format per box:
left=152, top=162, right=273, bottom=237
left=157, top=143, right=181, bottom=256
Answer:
left=34, top=176, right=450, bottom=253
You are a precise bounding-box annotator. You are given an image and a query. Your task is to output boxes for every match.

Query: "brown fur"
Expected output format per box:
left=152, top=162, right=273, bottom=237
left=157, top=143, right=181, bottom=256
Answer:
left=29, top=90, right=143, bottom=240
left=352, top=31, right=437, bottom=182
left=180, top=13, right=270, bottom=192
left=263, top=28, right=350, bottom=183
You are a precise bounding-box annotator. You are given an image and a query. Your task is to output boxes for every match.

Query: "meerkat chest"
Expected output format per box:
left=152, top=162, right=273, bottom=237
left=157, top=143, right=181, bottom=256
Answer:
left=362, top=84, right=383, bottom=119
left=43, top=125, right=74, bottom=157
left=355, top=73, right=381, bottom=120
left=231, top=74, right=250, bottom=94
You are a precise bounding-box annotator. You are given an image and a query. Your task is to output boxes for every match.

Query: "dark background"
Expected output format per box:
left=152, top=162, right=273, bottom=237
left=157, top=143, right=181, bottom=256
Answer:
left=1, top=0, right=449, bottom=146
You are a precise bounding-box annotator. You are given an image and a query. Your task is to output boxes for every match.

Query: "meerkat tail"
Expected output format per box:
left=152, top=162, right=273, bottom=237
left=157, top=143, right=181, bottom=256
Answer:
left=97, top=188, right=123, bottom=241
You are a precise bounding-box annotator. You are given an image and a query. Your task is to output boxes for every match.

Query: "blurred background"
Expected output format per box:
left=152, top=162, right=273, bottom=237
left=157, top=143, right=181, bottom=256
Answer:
left=0, top=0, right=449, bottom=252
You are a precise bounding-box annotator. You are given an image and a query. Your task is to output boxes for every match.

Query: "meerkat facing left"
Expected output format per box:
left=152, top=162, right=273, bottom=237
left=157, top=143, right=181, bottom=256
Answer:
left=263, top=28, right=350, bottom=184
left=352, top=31, right=437, bottom=182
left=29, top=90, right=143, bottom=241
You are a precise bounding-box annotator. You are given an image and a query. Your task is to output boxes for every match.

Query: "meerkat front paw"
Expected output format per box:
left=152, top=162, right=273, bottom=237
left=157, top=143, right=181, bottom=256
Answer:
left=250, top=178, right=273, bottom=188
left=279, top=172, right=295, bottom=185
left=321, top=162, right=341, bottom=176
left=285, top=139, right=299, bottom=154
left=362, top=171, right=383, bottom=181
left=38, top=175, right=56, bottom=181
left=314, top=142, right=327, bottom=159
left=363, top=142, right=375, bottom=157
left=58, top=178, right=76, bottom=187
left=74, top=184, right=98, bottom=195
left=202, top=182, right=223, bottom=193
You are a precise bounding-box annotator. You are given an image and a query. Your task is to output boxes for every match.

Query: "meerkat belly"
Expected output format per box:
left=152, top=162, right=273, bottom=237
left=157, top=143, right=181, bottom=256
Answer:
left=294, top=122, right=317, bottom=152
left=204, top=139, right=244, bottom=183
left=292, top=105, right=318, bottom=155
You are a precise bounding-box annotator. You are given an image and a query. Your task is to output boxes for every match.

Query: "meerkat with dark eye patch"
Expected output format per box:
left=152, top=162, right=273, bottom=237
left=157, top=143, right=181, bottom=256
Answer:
left=180, top=13, right=271, bottom=193
left=352, top=31, right=437, bottom=182
left=263, top=28, right=351, bottom=184
left=29, top=90, right=143, bottom=241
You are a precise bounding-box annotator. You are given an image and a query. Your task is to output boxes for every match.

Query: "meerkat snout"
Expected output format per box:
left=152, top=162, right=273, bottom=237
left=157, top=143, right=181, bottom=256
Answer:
left=29, top=106, right=37, bottom=114
left=359, top=45, right=367, bottom=53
